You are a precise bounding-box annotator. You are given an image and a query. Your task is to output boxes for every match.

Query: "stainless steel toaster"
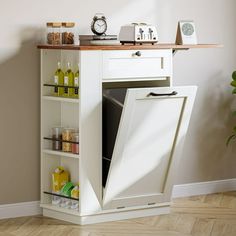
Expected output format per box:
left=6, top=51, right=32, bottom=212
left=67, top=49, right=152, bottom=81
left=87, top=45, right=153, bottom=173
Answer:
left=119, top=23, right=158, bottom=45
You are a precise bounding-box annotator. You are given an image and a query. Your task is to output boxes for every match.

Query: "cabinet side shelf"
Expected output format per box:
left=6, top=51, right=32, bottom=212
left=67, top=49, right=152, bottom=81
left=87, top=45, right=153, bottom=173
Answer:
left=42, top=149, right=80, bottom=159
left=44, top=191, right=79, bottom=201
left=44, top=137, right=79, bottom=144
left=42, top=96, right=79, bottom=103
left=44, top=83, right=79, bottom=89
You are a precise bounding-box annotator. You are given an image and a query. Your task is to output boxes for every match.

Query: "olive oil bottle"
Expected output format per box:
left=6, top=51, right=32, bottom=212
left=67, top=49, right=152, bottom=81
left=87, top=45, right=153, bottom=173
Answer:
left=54, top=62, right=64, bottom=96
left=64, top=62, right=74, bottom=97
left=74, top=64, right=79, bottom=98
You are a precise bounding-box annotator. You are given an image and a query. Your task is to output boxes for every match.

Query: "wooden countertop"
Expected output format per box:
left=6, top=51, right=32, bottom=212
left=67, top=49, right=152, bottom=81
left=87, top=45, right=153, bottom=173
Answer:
left=37, top=43, right=222, bottom=51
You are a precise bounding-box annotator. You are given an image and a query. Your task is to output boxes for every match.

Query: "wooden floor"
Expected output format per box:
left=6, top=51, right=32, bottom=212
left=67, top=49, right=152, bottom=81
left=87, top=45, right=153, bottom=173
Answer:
left=1, top=192, right=236, bottom=236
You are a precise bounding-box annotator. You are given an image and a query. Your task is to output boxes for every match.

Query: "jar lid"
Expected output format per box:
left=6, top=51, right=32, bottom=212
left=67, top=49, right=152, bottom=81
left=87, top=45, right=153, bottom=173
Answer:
left=47, top=22, right=62, bottom=28
left=63, top=128, right=76, bottom=131
left=62, top=22, right=75, bottom=28
left=72, top=132, right=79, bottom=138
left=72, top=132, right=79, bottom=142
left=52, top=127, right=63, bottom=130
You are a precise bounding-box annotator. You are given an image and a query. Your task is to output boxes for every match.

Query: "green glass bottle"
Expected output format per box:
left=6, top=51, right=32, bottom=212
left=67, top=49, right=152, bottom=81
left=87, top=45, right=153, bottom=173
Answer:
left=54, top=62, right=64, bottom=97
left=74, top=64, right=79, bottom=98
left=64, top=62, right=74, bottom=98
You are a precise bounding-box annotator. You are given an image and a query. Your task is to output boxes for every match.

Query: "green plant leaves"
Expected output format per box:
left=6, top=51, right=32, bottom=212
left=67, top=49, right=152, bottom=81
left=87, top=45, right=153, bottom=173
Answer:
left=227, top=126, right=236, bottom=146
left=226, top=134, right=236, bottom=146
left=231, top=80, right=236, bottom=87
left=232, top=71, right=236, bottom=81
left=227, top=71, right=236, bottom=146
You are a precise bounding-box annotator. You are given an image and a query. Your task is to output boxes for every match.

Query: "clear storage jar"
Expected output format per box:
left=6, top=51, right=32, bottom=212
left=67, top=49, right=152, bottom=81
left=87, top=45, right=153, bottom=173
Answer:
left=62, top=128, right=75, bottom=152
left=52, top=127, right=62, bottom=151
left=52, top=195, right=61, bottom=206
left=46, top=22, right=62, bottom=45
left=62, top=22, right=75, bottom=44
left=72, top=132, right=79, bottom=154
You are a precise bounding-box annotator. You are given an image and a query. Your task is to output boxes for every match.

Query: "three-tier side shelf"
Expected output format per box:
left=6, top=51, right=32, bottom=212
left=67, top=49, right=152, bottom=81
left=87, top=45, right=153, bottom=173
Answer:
left=38, top=43, right=222, bottom=225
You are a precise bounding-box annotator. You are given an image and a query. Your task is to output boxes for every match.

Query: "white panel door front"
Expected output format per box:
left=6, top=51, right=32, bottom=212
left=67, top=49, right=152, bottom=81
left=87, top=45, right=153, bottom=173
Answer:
left=103, top=86, right=197, bottom=209
left=102, top=49, right=172, bottom=80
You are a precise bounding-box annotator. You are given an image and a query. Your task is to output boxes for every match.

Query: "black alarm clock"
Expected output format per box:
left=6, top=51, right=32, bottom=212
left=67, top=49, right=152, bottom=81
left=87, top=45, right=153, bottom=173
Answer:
left=91, top=13, right=107, bottom=36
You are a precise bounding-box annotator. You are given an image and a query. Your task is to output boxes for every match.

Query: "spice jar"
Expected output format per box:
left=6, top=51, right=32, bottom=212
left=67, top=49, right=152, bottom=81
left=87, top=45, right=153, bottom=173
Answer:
left=72, top=132, right=79, bottom=154
left=62, top=128, right=75, bottom=152
left=47, top=22, right=62, bottom=45
left=52, top=127, right=62, bottom=151
left=62, top=22, right=75, bottom=44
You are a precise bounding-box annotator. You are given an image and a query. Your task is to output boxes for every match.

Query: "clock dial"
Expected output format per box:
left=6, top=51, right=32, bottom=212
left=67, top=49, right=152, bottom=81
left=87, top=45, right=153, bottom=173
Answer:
left=91, top=14, right=108, bottom=35
left=182, top=23, right=194, bottom=36
left=94, top=19, right=107, bottom=34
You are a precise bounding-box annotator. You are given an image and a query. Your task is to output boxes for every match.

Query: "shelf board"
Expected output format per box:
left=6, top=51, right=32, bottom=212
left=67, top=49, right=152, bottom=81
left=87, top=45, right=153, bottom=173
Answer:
left=44, top=191, right=79, bottom=201
left=37, top=43, right=223, bottom=51
left=40, top=203, right=80, bottom=216
left=44, top=137, right=79, bottom=145
left=44, top=83, right=79, bottom=89
left=42, top=96, right=79, bottom=103
left=42, top=149, right=79, bottom=159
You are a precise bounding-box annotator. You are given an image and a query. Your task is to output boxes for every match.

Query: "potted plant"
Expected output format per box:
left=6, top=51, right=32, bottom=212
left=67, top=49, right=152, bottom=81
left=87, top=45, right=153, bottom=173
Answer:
left=227, top=71, right=236, bottom=145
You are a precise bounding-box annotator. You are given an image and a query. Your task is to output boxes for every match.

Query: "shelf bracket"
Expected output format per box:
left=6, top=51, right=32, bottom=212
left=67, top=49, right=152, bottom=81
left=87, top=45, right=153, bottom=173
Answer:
left=172, top=48, right=190, bottom=56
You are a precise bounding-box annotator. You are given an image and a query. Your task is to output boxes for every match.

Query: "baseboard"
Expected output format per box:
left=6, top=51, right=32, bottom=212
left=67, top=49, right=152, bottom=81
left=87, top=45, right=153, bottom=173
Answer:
left=1, top=179, right=236, bottom=220
left=0, top=201, right=42, bottom=220
left=172, top=178, right=236, bottom=199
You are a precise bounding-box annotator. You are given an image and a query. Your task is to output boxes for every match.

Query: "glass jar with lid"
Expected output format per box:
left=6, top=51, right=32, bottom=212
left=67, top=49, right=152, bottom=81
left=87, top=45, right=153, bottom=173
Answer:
left=62, top=22, right=75, bottom=44
left=62, top=128, right=75, bottom=152
left=52, top=127, right=62, bottom=151
left=46, top=22, right=62, bottom=45
left=72, top=132, right=79, bottom=154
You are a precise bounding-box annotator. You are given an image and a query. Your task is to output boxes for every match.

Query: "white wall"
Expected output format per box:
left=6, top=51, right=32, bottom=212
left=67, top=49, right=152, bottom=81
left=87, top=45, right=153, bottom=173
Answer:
left=0, top=0, right=235, bottom=204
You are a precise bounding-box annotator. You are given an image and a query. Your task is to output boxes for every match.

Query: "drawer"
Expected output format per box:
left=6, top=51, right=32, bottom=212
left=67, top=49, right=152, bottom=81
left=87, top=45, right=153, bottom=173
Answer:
left=102, top=49, right=172, bottom=81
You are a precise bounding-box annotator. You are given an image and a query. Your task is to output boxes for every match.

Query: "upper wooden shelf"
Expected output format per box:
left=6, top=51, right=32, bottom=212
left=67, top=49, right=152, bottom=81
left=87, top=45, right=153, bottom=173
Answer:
left=37, top=43, right=222, bottom=51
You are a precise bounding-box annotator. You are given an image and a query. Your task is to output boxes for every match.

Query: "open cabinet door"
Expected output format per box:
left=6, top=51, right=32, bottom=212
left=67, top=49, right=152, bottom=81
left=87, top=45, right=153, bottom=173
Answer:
left=103, top=86, right=197, bottom=209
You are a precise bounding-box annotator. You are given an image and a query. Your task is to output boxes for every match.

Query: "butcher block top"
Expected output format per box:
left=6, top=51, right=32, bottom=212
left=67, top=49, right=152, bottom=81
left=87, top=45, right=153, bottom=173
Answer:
left=37, top=43, right=222, bottom=51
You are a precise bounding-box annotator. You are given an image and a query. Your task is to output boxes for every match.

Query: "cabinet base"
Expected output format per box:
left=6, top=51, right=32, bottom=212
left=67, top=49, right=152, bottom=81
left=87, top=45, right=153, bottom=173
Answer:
left=43, top=205, right=170, bottom=225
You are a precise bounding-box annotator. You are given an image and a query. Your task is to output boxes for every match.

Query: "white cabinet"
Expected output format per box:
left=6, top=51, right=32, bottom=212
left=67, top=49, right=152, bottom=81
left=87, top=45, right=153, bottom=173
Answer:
left=39, top=45, right=197, bottom=225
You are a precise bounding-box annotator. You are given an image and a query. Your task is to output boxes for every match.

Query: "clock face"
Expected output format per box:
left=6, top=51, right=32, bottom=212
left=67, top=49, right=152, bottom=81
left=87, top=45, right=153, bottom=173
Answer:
left=181, top=23, right=194, bottom=36
left=92, top=18, right=107, bottom=35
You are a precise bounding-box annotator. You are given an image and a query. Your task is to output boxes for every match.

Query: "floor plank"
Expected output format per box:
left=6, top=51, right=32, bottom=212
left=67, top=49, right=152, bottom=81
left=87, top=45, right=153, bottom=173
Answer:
left=1, top=192, right=236, bottom=236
